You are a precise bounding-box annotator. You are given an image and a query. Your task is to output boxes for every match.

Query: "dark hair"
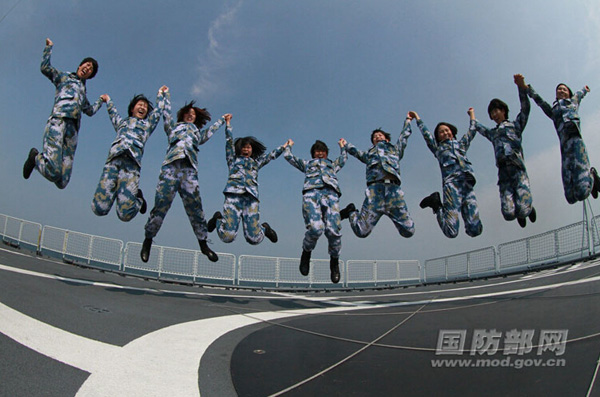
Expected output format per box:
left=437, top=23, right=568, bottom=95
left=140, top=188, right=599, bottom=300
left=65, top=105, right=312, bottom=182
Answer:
left=234, top=136, right=266, bottom=159
left=371, top=128, right=391, bottom=144
left=487, top=98, right=509, bottom=119
left=434, top=122, right=457, bottom=142
left=127, top=94, right=153, bottom=118
left=79, top=57, right=98, bottom=79
left=310, top=140, right=329, bottom=158
left=556, top=83, right=573, bottom=98
left=177, top=101, right=211, bottom=129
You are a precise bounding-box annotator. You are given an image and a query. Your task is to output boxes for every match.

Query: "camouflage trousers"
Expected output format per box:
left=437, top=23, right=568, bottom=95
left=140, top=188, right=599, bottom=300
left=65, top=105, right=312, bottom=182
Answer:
left=144, top=160, right=208, bottom=241
left=559, top=128, right=593, bottom=204
left=497, top=165, right=533, bottom=220
left=436, top=179, right=482, bottom=238
left=349, top=183, right=415, bottom=238
left=91, top=154, right=143, bottom=222
left=301, top=187, right=342, bottom=258
left=216, top=193, right=266, bottom=245
left=35, top=116, right=79, bottom=189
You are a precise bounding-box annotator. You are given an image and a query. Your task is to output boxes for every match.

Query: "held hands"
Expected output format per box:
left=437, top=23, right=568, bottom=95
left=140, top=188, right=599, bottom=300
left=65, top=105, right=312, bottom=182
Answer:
left=223, top=113, right=232, bottom=125
left=467, top=107, right=475, bottom=120
left=159, top=85, right=169, bottom=94
left=284, top=139, right=293, bottom=148
left=100, top=94, right=110, bottom=103
left=46, top=38, right=53, bottom=46
left=338, top=138, right=346, bottom=147
left=407, top=111, right=419, bottom=121
left=585, top=85, right=591, bottom=92
left=514, top=74, right=527, bottom=89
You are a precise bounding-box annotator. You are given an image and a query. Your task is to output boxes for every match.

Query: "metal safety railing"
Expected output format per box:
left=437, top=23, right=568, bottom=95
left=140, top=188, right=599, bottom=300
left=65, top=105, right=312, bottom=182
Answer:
left=2, top=205, right=599, bottom=289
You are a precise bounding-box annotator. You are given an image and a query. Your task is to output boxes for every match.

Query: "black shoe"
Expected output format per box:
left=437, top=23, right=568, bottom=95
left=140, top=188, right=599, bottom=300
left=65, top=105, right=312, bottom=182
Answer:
left=330, top=257, right=340, bottom=284
left=23, top=148, right=38, bottom=179
left=517, top=217, right=526, bottom=228
left=207, top=211, right=222, bottom=233
left=340, top=203, right=356, bottom=220
left=299, top=250, right=311, bottom=276
left=137, top=189, right=147, bottom=214
left=419, top=192, right=442, bottom=212
left=591, top=167, right=600, bottom=199
left=141, top=238, right=152, bottom=262
left=199, top=239, right=218, bottom=262
left=529, top=207, right=537, bottom=223
left=262, top=222, right=278, bottom=243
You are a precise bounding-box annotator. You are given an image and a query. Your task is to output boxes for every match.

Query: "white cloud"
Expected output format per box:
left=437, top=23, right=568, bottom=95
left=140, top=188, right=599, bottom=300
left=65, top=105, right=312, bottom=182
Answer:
left=191, top=1, right=243, bottom=97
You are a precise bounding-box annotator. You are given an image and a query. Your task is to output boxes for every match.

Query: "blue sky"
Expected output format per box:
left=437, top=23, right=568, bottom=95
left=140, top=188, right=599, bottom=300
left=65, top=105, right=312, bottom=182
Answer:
left=2, top=0, right=600, bottom=264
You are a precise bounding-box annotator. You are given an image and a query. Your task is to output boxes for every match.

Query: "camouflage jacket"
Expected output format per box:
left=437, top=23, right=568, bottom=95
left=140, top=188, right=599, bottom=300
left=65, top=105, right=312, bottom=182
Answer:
left=284, top=146, right=347, bottom=196
left=41, top=44, right=102, bottom=122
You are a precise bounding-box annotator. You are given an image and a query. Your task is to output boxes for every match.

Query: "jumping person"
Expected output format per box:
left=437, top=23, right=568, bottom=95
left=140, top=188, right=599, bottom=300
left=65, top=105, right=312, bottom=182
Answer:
left=23, top=38, right=103, bottom=189
left=410, top=110, right=482, bottom=238
left=141, top=86, right=230, bottom=263
left=283, top=138, right=348, bottom=283
left=469, top=74, right=536, bottom=227
left=91, top=88, right=164, bottom=221
left=526, top=78, right=600, bottom=204
left=339, top=119, right=415, bottom=239
left=207, top=116, right=291, bottom=246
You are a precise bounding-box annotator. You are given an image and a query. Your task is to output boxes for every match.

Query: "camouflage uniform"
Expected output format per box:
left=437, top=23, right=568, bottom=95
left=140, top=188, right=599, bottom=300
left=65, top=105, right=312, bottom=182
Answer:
left=215, top=126, right=285, bottom=244
left=527, top=85, right=592, bottom=204
left=284, top=145, right=347, bottom=257
left=144, top=92, right=224, bottom=240
left=35, top=44, right=103, bottom=189
left=472, top=86, right=533, bottom=220
left=92, top=93, right=162, bottom=221
left=415, top=119, right=482, bottom=238
left=345, top=120, right=415, bottom=238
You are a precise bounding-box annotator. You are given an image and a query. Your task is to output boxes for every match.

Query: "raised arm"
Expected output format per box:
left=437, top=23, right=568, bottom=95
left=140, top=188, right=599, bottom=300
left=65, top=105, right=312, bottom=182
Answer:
left=257, top=139, right=291, bottom=169
left=459, top=108, right=477, bottom=150
left=198, top=114, right=227, bottom=145
left=409, top=111, right=437, bottom=155
left=40, top=38, right=60, bottom=83
left=283, top=140, right=307, bottom=172
left=526, top=82, right=554, bottom=119
left=333, top=138, right=348, bottom=170
left=101, top=94, right=122, bottom=131
left=345, top=140, right=368, bottom=164
left=468, top=107, right=492, bottom=141
left=513, top=74, right=531, bottom=134
left=158, top=86, right=175, bottom=134
left=397, top=117, right=412, bottom=159
left=225, top=119, right=235, bottom=167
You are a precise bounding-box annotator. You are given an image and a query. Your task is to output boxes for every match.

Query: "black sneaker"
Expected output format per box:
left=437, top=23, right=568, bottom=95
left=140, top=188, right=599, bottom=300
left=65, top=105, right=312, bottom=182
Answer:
left=23, top=148, right=38, bottom=179
left=207, top=211, right=222, bottom=233
left=419, top=192, right=442, bottom=212
left=330, top=257, right=340, bottom=284
left=517, top=217, right=526, bottom=228
left=591, top=167, right=600, bottom=199
left=140, top=238, right=152, bottom=262
left=137, top=189, right=147, bottom=214
left=299, top=250, right=311, bottom=276
left=529, top=207, right=537, bottom=223
left=262, top=222, right=278, bottom=243
left=340, top=203, right=356, bottom=220
left=199, top=239, right=218, bottom=262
